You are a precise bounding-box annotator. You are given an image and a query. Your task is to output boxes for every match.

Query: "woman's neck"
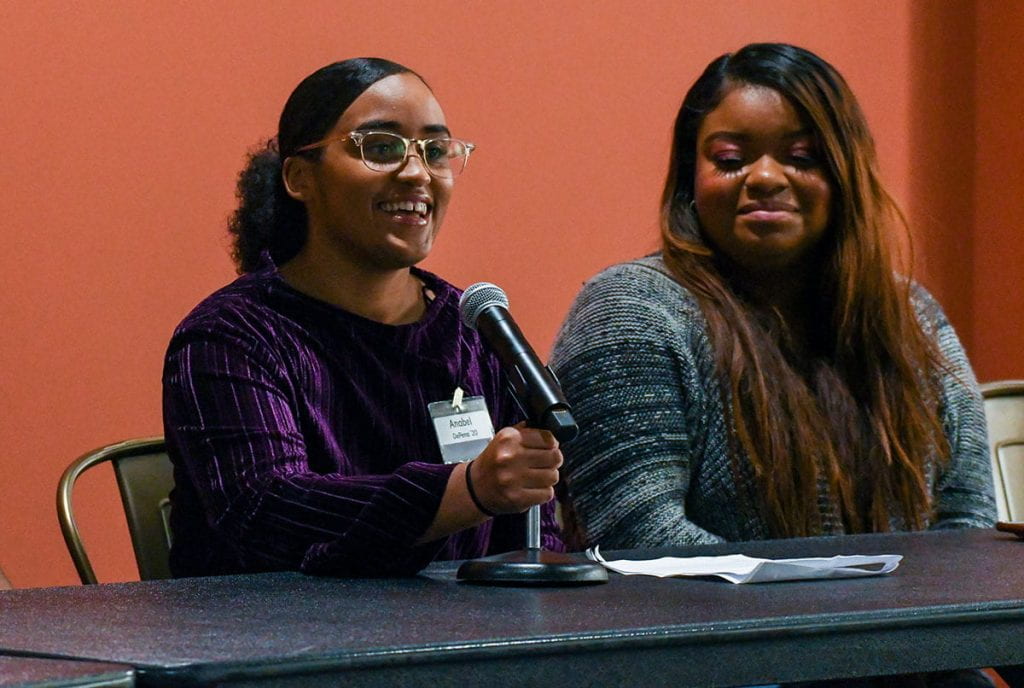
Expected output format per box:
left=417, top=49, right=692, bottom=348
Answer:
left=278, top=248, right=428, bottom=325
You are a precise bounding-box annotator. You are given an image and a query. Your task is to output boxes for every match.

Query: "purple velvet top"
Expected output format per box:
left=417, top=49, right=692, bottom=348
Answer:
left=162, top=263, right=563, bottom=577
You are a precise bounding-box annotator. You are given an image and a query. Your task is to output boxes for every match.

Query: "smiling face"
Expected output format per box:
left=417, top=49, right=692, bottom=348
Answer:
left=285, top=72, right=454, bottom=273
left=694, top=83, right=832, bottom=275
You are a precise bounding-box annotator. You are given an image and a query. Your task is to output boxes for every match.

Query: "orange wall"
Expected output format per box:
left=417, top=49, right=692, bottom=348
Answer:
left=907, top=0, right=976, bottom=345
left=0, top=1, right=1019, bottom=588
left=973, top=2, right=1024, bottom=380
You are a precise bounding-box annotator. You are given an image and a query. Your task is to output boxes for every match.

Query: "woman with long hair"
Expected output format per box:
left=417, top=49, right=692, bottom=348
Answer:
left=551, top=42, right=996, bottom=687
left=163, top=58, right=563, bottom=578
left=551, top=42, right=993, bottom=552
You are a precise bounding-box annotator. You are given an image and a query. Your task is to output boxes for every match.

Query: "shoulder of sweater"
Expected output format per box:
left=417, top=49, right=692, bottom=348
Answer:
left=174, top=268, right=460, bottom=334
left=907, top=280, right=948, bottom=327
left=172, top=269, right=283, bottom=339
left=902, top=282, right=982, bottom=413
left=905, top=280, right=967, bottom=363
left=552, top=254, right=712, bottom=370
left=574, top=253, right=704, bottom=318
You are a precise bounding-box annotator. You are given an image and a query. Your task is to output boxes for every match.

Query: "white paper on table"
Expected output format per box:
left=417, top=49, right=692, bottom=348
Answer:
left=585, top=547, right=902, bottom=584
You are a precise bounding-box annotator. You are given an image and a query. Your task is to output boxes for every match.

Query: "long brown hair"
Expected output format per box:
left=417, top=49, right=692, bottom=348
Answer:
left=661, top=43, right=949, bottom=536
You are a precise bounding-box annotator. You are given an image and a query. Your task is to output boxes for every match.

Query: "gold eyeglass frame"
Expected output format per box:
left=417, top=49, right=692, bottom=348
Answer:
left=293, top=131, right=476, bottom=179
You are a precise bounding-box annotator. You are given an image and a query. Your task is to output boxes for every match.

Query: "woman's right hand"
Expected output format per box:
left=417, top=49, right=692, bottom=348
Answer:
left=468, top=422, right=563, bottom=515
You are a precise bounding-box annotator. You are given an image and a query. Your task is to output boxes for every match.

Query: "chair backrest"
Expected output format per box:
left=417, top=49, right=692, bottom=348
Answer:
left=979, top=380, right=1024, bottom=522
left=57, top=437, right=174, bottom=584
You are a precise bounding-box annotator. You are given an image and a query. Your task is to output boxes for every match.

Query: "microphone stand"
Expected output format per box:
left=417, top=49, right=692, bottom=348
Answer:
left=456, top=503, right=608, bottom=585
left=456, top=415, right=608, bottom=586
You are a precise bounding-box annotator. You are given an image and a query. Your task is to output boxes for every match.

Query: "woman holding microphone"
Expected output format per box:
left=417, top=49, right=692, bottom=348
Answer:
left=163, top=58, right=563, bottom=578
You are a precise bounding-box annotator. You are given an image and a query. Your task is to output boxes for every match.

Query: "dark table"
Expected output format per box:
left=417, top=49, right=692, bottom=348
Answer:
left=0, top=656, right=133, bottom=687
left=0, top=529, right=1021, bottom=687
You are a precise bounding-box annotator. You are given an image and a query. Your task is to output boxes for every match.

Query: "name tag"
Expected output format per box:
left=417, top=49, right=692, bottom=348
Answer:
left=428, top=393, right=495, bottom=464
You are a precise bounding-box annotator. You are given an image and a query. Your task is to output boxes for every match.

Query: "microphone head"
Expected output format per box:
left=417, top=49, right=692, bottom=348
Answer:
left=459, top=282, right=509, bottom=330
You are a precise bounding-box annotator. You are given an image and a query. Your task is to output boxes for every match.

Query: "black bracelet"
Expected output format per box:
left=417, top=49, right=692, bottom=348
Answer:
left=465, top=460, right=497, bottom=518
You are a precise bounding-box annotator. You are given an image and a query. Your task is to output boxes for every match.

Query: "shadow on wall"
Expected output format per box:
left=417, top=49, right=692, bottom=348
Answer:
left=908, top=0, right=975, bottom=349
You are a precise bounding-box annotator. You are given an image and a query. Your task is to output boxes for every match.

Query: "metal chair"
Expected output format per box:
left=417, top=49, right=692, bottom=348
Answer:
left=57, top=437, right=174, bottom=584
left=979, top=380, right=1024, bottom=522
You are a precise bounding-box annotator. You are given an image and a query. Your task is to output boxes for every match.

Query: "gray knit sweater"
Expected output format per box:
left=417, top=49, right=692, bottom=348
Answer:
left=550, top=254, right=996, bottom=549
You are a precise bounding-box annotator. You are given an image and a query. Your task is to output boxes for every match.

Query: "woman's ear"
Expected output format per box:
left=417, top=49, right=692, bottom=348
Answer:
left=282, top=156, right=313, bottom=202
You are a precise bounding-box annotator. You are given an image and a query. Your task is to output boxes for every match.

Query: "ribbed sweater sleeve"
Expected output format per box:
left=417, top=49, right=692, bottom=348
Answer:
left=550, top=259, right=728, bottom=548
left=164, top=331, right=453, bottom=576
left=913, top=289, right=997, bottom=530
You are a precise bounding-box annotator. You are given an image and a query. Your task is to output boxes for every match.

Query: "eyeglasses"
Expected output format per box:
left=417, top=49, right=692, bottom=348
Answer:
left=294, top=131, right=476, bottom=179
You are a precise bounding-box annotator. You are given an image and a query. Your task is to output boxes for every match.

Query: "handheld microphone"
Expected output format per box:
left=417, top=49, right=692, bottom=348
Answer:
left=459, top=282, right=578, bottom=443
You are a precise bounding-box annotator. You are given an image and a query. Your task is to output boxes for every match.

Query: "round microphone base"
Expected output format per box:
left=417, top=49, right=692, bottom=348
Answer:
left=456, top=548, right=608, bottom=586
